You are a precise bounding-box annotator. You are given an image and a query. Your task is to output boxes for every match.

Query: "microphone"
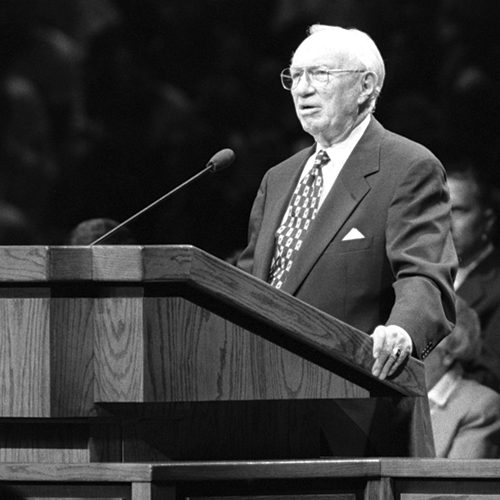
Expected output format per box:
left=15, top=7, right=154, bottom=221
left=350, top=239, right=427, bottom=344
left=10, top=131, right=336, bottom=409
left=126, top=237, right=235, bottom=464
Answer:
left=89, top=148, right=236, bottom=245
left=206, top=148, right=235, bottom=173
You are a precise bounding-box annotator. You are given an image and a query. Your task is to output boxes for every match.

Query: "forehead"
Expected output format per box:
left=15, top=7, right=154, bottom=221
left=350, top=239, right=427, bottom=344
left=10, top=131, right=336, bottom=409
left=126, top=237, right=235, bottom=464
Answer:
left=291, top=32, right=349, bottom=68
left=448, top=176, right=481, bottom=204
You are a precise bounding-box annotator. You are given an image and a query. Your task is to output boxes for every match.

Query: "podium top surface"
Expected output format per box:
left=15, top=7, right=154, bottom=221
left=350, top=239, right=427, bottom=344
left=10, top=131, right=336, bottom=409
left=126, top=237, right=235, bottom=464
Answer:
left=0, top=245, right=427, bottom=397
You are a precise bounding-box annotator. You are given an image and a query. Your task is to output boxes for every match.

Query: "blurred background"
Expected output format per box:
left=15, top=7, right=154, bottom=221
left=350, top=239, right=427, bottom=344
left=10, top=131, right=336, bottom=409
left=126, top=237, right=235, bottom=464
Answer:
left=1, top=0, right=500, bottom=259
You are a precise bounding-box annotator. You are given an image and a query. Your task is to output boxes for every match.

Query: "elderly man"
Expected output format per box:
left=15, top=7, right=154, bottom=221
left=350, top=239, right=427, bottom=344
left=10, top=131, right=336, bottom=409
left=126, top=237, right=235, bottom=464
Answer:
left=237, top=25, right=457, bottom=380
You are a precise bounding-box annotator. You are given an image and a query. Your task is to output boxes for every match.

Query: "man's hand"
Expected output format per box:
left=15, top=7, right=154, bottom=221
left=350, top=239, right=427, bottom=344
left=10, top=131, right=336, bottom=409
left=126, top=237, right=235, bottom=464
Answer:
left=371, top=325, right=412, bottom=380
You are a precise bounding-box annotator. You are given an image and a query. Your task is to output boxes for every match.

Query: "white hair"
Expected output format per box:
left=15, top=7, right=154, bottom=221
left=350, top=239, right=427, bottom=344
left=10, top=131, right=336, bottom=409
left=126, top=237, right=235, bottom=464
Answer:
left=307, top=24, right=386, bottom=110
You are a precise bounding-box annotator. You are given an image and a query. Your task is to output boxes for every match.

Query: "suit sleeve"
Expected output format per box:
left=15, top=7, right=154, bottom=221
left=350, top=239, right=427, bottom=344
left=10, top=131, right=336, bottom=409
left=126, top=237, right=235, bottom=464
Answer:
left=236, top=172, right=268, bottom=275
left=385, top=157, right=458, bottom=358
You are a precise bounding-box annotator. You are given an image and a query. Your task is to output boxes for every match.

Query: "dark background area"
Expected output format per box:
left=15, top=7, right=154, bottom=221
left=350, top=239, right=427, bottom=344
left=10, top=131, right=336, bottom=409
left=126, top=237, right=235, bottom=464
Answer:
left=1, top=0, right=500, bottom=259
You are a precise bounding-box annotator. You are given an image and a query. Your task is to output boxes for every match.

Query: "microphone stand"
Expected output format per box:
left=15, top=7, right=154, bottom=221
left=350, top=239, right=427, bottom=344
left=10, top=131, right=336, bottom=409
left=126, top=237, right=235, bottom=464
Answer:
left=90, top=164, right=215, bottom=245
left=89, top=148, right=235, bottom=246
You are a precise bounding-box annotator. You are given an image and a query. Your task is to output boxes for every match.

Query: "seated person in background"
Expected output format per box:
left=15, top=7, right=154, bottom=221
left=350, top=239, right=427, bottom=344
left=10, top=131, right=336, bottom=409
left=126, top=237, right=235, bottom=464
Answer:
left=447, top=162, right=500, bottom=392
left=426, top=296, right=500, bottom=458
left=67, top=218, right=136, bottom=245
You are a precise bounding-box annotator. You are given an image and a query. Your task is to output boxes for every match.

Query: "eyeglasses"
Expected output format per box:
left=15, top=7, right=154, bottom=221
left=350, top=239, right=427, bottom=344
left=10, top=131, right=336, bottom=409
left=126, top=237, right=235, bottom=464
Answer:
left=280, top=66, right=365, bottom=91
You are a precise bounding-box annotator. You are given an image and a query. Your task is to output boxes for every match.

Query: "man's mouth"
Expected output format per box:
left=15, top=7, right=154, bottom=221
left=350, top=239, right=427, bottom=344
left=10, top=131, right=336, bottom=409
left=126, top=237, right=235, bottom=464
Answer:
left=298, top=103, right=320, bottom=114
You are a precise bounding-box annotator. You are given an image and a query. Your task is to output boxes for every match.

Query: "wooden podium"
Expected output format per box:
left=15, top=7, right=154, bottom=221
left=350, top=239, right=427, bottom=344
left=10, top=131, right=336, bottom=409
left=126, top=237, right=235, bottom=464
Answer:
left=0, top=245, right=434, bottom=462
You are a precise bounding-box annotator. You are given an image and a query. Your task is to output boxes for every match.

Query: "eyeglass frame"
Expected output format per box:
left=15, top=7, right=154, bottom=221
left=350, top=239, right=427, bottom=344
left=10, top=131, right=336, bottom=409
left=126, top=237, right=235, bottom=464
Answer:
left=280, top=66, right=366, bottom=91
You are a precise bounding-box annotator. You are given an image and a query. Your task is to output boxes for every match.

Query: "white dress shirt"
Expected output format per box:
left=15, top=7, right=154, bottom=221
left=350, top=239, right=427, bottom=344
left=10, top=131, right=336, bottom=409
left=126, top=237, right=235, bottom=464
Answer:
left=428, top=365, right=462, bottom=414
left=298, top=114, right=371, bottom=208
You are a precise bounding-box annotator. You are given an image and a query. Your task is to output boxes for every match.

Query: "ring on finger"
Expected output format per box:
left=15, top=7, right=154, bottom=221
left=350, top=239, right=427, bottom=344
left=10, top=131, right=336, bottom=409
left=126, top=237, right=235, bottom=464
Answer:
left=391, top=346, right=402, bottom=359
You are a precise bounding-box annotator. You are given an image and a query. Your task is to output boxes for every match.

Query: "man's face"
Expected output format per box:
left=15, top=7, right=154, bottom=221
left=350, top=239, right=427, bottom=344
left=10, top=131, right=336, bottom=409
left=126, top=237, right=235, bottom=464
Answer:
left=290, top=33, right=365, bottom=146
left=448, top=175, right=492, bottom=265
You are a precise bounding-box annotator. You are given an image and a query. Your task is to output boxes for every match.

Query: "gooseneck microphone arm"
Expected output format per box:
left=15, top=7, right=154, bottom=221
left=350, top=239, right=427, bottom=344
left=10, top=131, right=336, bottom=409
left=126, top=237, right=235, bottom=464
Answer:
left=89, top=148, right=236, bottom=246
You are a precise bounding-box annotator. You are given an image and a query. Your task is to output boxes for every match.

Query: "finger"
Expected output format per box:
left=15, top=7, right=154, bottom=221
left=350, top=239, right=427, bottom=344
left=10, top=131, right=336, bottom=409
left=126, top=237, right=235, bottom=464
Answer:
left=388, top=346, right=410, bottom=376
left=371, top=325, right=387, bottom=359
left=372, top=358, right=382, bottom=377
left=371, top=326, right=390, bottom=377
left=380, top=346, right=402, bottom=379
left=372, top=347, right=391, bottom=378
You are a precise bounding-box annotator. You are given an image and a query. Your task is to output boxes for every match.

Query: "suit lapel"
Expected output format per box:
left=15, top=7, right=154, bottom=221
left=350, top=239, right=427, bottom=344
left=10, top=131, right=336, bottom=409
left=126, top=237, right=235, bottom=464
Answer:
left=281, top=118, right=384, bottom=295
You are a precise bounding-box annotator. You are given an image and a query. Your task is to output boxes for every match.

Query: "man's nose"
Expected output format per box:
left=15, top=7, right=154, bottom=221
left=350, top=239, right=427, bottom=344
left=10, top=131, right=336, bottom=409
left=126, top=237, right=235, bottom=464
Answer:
left=294, top=72, right=314, bottom=94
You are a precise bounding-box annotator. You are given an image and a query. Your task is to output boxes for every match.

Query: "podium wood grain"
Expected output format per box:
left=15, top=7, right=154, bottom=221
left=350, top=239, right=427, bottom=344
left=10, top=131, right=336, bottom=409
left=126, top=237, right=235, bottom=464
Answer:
left=0, top=245, right=433, bottom=460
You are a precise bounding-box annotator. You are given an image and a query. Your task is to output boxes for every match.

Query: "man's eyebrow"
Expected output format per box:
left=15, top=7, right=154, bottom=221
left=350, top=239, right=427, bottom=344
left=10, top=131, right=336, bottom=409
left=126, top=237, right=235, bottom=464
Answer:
left=289, top=65, right=323, bottom=70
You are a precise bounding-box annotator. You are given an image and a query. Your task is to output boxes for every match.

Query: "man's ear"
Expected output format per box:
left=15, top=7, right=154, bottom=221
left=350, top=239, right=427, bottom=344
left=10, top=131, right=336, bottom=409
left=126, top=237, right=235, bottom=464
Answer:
left=484, top=207, right=497, bottom=238
left=357, top=71, right=378, bottom=106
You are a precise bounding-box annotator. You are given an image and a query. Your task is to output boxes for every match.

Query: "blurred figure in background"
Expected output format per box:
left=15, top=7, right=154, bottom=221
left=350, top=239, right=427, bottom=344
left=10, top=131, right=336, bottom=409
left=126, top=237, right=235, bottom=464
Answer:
left=0, top=201, right=38, bottom=245
left=447, top=161, right=500, bottom=392
left=1, top=25, right=89, bottom=241
left=426, top=296, right=500, bottom=458
left=0, top=74, right=58, bottom=240
left=68, top=217, right=136, bottom=245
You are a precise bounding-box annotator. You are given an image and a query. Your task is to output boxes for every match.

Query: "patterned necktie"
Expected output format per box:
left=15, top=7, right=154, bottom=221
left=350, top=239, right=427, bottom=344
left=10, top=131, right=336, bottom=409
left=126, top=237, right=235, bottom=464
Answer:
left=269, top=149, right=330, bottom=289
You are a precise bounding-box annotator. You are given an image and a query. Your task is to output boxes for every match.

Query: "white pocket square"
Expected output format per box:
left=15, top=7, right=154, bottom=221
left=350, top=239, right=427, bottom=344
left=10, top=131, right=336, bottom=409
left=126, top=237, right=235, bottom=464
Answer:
left=342, top=228, right=365, bottom=241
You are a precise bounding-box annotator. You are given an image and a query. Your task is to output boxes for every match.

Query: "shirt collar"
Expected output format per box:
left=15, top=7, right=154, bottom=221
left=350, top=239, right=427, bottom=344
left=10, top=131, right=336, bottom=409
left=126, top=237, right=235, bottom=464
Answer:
left=428, top=364, right=463, bottom=409
left=316, top=114, right=371, bottom=161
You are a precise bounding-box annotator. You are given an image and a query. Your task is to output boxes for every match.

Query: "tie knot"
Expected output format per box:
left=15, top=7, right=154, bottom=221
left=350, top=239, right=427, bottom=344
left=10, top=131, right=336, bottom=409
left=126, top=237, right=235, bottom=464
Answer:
left=314, top=150, right=330, bottom=168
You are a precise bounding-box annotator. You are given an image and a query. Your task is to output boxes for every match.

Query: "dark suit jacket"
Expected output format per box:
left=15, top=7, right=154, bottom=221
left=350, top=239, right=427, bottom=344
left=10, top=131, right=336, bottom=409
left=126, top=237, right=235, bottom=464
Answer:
left=238, top=118, right=457, bottom=359
left=458, top=249, right=500, bottom=392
